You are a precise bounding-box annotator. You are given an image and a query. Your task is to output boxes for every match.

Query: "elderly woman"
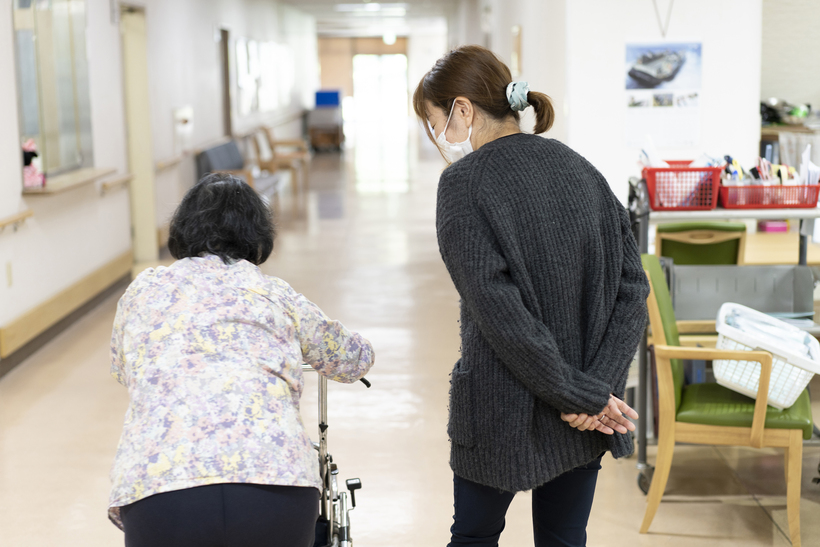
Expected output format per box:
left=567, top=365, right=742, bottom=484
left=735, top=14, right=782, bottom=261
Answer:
left=108, top=173, right=374, bottom=547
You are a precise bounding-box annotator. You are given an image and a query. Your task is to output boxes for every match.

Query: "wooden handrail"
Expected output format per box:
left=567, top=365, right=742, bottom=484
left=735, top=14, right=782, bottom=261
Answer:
left=100, top=173, right=134, bottom=195
left=155, top=155, right=186, bottom=173
left=0, top=209, right=33, bottom=232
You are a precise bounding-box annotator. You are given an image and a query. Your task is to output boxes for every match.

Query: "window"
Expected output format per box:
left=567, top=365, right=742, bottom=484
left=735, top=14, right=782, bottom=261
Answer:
left=13, top=0, right=93, bottom=177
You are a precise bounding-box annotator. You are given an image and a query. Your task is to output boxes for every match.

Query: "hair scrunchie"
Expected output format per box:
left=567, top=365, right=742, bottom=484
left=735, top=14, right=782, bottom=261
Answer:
left=505, top=81, right=530, bottom=112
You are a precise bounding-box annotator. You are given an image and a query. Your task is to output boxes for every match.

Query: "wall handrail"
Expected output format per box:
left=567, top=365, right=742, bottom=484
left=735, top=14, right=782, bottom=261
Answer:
left=100, top=173, right=134, bottom=195
left=155, top=155, right=186, bottom=173
left=0, top=209, right=33, bottom=233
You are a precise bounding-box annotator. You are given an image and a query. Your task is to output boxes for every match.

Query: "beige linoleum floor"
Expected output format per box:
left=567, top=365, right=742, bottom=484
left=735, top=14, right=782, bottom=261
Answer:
left=1, top=126, right=820, bottom=546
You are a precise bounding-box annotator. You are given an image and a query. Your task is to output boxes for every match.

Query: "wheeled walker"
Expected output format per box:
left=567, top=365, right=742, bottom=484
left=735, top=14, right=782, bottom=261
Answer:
left=302, top=364, right=371, bottom=547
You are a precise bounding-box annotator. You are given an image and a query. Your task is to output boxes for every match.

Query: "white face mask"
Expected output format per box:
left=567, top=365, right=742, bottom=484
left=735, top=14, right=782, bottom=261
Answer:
left=434, top=102, right=473, bottom=164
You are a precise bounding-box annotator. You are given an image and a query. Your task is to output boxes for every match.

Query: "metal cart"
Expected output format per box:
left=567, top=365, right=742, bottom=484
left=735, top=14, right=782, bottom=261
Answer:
left=302, top=364, right=371, bottom=547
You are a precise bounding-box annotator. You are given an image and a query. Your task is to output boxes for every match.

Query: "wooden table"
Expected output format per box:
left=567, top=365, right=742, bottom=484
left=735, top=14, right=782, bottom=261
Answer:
left=743, top=231, right=820, bottom=265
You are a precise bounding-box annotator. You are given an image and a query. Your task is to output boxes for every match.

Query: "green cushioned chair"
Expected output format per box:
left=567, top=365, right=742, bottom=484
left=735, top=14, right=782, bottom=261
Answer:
left=656, top=221, right=747, bottom=265
left=640, top=254, right=811, bottom=546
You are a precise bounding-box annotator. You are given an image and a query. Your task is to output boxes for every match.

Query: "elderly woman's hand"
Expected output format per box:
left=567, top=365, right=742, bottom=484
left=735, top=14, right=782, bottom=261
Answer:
left=561, top=395, right=638, bottom=435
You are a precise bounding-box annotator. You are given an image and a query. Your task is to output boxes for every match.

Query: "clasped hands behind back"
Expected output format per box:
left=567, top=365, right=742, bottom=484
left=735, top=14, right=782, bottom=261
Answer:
left=560, top=395, right=638, bottom=435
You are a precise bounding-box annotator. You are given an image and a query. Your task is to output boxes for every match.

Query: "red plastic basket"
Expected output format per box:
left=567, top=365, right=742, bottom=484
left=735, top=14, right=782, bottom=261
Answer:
left=719, top=184, right=820, bottom=209
left=643, top=161, right=722, bottom=211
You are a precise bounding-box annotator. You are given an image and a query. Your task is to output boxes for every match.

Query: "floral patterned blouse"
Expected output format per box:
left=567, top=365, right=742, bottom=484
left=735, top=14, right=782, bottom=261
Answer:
left=108, top=255, right=374, bottom=529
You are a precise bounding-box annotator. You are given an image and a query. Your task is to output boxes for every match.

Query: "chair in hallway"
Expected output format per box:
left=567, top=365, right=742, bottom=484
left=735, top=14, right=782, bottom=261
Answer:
left=195, top=139, right=256, bottom=188
left=655, top=221, right=747, bottom=265
left=251, top=127, right=310, bottom=195
left=640, top=254, right=812, bottom=546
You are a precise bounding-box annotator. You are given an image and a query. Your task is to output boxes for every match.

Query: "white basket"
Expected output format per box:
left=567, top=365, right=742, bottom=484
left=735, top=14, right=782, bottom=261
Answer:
left=714, top=303, right=820, bottom=409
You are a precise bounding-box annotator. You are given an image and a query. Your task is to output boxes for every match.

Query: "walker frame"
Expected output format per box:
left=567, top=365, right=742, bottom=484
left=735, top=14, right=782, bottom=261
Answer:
left=302, top=365, right=370, bottom=547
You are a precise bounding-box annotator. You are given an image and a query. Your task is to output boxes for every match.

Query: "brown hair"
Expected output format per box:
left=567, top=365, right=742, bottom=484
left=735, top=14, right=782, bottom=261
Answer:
left=412, top=45, right=555, bottom=143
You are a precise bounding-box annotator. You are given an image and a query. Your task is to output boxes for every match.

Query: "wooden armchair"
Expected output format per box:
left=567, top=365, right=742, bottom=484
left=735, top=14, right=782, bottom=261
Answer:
left=251, top=127, right=309, bottom=194
left=640, top=254, right=813, bottom=546
left=655, top=221, right=746, bottom=265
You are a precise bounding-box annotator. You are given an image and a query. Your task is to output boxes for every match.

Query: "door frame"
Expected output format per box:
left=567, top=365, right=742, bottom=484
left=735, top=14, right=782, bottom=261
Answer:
left=119, top=3, right=159, bottom=263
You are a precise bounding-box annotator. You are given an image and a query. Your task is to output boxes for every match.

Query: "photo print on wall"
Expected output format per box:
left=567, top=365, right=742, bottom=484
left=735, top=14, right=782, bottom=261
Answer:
left=625, top=42, right=702, bottom=148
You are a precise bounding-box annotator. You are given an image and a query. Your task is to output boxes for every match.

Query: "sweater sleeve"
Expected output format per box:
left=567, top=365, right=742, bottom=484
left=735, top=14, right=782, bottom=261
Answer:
left=436, top=171, right=612, bottom=416
left=584, top=205, right=650, bottom=395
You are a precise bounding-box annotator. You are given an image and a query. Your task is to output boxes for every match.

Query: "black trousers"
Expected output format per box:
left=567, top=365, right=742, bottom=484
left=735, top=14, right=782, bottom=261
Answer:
left=448, top=454, right=604, bottom=547
left=120, top=483, right=320, bottom=547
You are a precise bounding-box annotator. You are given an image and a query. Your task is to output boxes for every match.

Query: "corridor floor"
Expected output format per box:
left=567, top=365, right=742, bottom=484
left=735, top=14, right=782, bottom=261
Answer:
left=1, top=126, right=819, bottom=546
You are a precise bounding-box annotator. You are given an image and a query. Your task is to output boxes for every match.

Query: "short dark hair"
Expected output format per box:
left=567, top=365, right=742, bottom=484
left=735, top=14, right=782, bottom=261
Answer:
left=168, top=173, right=274, bottom=265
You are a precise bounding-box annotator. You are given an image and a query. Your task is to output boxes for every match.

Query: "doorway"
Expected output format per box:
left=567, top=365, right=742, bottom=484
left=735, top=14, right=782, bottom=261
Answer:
left=350, top=53, right=409, bottom=193
left=120, top=5, right=158, bottom=262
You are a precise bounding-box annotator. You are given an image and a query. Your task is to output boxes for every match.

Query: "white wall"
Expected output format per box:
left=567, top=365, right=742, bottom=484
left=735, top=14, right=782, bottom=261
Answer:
left=0, top=0, right=317, bottom=334
left=761, top=0, right=820, bottom=109
left=565, top=0, right=761, bottom=202
left=0, top=0, right=132, bottom=328
left=448, top=0, right=484, bottom=51
left=408, top=19, right=449, bottom=103
left=455, top=0, right=762, bottom=203
left=444, top=0, right=568, bottom=142
left=483, top=0, right=569, bottom=143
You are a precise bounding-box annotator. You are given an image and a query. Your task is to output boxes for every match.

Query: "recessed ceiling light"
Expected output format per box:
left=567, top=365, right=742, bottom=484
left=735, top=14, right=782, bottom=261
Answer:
left=335, top=3, right=408, bottom=16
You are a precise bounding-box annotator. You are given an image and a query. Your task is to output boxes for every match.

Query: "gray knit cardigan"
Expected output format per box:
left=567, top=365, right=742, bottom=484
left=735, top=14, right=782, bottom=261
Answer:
left=436, top=133, right=649, bottom=493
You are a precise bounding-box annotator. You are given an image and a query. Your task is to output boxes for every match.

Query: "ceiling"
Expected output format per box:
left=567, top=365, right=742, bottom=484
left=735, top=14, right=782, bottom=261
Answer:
left=282, top=0, right=453, bottom=37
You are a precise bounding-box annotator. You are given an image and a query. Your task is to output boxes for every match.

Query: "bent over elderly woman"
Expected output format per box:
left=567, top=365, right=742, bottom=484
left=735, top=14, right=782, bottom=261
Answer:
left=107, top=174, right=374, bottom=547
left=413, top=45, right=649, bottom=547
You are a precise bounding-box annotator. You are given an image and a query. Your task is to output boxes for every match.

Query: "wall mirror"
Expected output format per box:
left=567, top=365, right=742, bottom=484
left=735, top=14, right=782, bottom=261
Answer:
left=13, top=0, right=94, bottom=178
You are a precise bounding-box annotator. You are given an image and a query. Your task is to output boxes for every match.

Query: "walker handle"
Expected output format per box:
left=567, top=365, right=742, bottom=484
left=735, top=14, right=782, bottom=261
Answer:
left=300, top=364, right=372, bottom=388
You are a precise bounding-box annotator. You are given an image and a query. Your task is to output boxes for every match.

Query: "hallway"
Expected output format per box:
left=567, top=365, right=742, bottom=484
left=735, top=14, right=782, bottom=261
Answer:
left=1, top=126, right=819, bottom=546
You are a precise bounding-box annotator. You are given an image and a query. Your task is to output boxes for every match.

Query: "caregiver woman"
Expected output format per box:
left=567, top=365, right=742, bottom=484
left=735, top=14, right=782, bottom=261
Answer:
left=413, top=45, right=649, bottom=547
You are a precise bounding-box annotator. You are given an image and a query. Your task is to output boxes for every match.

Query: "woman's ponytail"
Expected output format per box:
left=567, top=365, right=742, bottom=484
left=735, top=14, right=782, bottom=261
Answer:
left=527, top=91, right=555, bottom=135
left=413, top=46, right=557, bottom=139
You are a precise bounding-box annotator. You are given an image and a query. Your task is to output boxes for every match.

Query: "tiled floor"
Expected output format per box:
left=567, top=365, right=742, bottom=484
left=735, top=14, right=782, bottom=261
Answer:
left=1, top=123, right=819, bottom=546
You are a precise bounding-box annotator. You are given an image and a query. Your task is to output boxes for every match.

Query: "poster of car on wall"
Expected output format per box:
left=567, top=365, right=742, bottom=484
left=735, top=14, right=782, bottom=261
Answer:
left=626, top=42, right=702, bottom=90
left=625, top=42, right=702, bottom=148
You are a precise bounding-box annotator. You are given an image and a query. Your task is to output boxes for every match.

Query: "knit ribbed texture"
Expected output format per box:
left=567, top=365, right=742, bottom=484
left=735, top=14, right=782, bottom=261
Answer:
left=437, top=133, right=650, bottom=493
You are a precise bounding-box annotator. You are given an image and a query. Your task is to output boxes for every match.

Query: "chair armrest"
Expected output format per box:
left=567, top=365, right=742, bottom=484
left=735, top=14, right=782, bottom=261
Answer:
left=675, top=320, right=716, bottom=334
left=653, top=345, right=773, bottom=448
left=271, top=139, right=309, bottom=150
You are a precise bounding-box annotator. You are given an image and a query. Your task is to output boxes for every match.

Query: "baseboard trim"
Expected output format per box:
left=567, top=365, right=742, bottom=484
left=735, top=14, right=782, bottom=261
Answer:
left=0, top=250, right=133, bottom=359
